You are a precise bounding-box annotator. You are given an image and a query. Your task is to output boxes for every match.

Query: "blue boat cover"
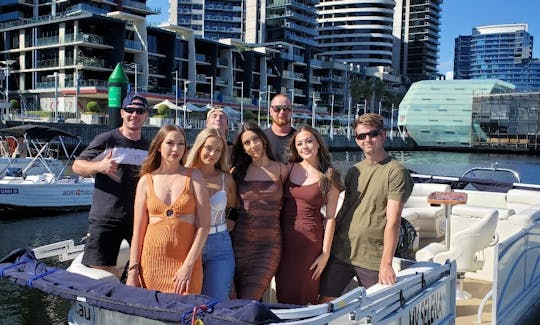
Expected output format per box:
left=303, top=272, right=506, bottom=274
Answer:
left=0, top=249, right=282, bottom=324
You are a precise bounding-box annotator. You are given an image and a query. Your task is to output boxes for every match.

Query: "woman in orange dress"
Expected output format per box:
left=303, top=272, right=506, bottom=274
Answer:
left=126, top=125, right=210, bottom=294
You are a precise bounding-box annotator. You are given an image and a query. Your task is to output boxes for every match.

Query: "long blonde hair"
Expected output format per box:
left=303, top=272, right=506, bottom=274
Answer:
left=184, top=128, right=228, bottom=171
left=140, top=124, right=186, bottom=176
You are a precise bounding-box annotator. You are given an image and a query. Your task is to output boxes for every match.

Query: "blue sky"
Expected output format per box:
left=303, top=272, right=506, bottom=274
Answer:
left=146, top=0, right=539, bottom=75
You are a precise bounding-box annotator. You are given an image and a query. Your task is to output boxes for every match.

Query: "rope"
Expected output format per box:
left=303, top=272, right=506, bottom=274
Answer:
left=28, top=269, right=59, bottom=287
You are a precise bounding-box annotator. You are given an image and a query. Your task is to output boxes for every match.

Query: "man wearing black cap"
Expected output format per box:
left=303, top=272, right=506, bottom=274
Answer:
left=73, top=94, right=150, bottom=277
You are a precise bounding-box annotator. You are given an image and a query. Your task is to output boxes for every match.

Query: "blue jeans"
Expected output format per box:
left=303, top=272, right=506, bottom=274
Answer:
left=201, top=230, right=235, bottom=301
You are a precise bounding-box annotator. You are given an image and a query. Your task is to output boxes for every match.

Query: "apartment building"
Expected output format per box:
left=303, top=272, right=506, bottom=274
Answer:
left=393, top=0, right=442, bottom=82
left=454, top=24, right=540, bottom=92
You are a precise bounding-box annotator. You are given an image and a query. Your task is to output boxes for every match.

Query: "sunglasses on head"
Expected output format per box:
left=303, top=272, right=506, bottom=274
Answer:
left=271, top=105, right=292, bottom=113
left=355, top=129, right=381, bottom=140
left=123, top=107, right=147, bottom=114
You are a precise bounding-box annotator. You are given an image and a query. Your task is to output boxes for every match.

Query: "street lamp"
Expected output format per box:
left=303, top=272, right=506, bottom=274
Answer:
left=390, top=103, right=399, bottom=141
left=172, top=71, right=179, bottom=124
left=46, top=72, right=61, bottom=122
left=124, top=63, right=138, bottom=94
left=258, top=90, right=266, bottom=127
left=1, top=59, right=15, bottom=121
left=330, top=94, right=335, bottom=141
left=183, top=79, right=191, bottom=128
left=74, top=64, right=82, bottom=121
left=236, top=81, right=244, bottom=124
left=311, top=93, right=318, bottom=128
left=347, top=95, right=352, bottom=140
left=289, top=88, right=295, bottom=128
left=266, top=84, right=272, bottom=128
left=205, top=76, right=213, bottom=107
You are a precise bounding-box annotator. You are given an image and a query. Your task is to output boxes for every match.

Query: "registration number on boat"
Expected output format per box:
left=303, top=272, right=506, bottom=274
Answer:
left=70, top=300, right=94, bottom=324
left=407, top=285, right=448, bottom=325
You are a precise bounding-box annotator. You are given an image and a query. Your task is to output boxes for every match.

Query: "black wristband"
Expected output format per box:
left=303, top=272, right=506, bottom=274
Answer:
left=226, top=208, right=239, bottom=222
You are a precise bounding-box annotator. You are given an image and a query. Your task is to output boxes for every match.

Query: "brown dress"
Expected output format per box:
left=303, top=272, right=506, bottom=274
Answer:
left=233, top=179, right=283, bottom=300
left=140, top=171, right=203, bottom=294
left=276, top=178, right=325, bottom=305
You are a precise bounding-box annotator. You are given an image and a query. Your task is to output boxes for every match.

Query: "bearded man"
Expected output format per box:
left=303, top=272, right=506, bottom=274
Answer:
left=264, top=93, right=295, bottom=163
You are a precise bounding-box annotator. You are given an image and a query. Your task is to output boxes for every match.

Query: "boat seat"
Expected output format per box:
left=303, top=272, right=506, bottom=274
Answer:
left=506, top=189, right=540, bottom=211
left=416, top=208, right=498, bottom=299
left=402, top=183, right=451, bottom=239
left=67, top=240, right=130, bottom=282
left=452, top=204, right=514, bottom=221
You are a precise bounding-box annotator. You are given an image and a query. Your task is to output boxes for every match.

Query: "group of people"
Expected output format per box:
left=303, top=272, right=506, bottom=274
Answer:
left=74, top=92, right=413, bottom=305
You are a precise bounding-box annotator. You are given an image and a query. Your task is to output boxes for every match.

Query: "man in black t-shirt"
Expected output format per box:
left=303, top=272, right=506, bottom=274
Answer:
left=264, top=93, right=295, bottom=163
left=73, top=94, right=150, bottom=277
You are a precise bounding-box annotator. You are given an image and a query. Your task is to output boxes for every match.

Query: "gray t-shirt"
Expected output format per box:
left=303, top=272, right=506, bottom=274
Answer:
left=264, top=127, right=295, bottom=163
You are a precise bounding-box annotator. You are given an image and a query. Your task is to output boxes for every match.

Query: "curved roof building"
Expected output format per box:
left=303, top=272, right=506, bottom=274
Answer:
left=398, top=79, right=515, bottom=147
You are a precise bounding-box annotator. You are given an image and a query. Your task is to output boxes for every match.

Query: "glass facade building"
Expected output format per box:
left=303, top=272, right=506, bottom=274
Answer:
left=398, top=79, right=515, bottom=148
left=454, top=24, right=540, bottom=92
left=472, top=92, right=540, bottom=150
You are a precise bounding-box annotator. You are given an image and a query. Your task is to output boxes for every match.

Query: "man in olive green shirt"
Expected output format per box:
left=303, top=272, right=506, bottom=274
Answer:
left=319, top=113, right=413, bottom=302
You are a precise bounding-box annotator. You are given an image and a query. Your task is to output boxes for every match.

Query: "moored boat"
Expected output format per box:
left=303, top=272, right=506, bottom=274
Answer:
left=0, top=125, right=94, bottom=212
left=0, top=125, right=65, bottom=177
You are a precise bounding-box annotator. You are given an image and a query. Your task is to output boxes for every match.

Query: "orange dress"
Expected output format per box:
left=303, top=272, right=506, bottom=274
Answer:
left=139, top=170, right=203, bottom=294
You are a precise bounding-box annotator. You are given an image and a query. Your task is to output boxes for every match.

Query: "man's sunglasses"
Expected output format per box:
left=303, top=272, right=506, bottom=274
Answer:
left=355, top=129, right=381, bottom=140
left=123, top=107, right=147, bottom=114
left=271, top=105, right=292, bottom=113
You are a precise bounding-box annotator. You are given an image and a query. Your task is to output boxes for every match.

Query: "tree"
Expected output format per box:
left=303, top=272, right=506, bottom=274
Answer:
left=86, top=101, right=100, bottom=113
left=156, top=104, right=171, bottom=117
left=9, top=99, right=20, bottom=113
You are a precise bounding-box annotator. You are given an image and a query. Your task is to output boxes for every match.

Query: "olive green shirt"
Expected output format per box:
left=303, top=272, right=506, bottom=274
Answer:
left=332, top=156, right=413, bottom=271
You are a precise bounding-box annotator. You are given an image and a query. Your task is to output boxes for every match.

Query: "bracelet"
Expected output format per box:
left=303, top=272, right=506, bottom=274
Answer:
left=128, top=263, right=140, bottom=272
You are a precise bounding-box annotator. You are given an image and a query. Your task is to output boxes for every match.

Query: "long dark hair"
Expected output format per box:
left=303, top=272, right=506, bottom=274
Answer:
left=288, top=125, right=344, bottom=201
left=231, top=121, right=275, bottom=182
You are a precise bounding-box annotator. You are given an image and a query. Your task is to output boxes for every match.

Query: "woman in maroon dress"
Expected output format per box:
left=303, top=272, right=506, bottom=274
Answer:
left=276, top=125, right=344, bottom=305
left=230, top=122, right=288, bottom=300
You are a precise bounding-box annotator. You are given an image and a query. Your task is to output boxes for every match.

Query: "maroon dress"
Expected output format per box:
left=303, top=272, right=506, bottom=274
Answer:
left=233, top=179, right=283, bottom=300
left=276, top=178, right=325, bottom=305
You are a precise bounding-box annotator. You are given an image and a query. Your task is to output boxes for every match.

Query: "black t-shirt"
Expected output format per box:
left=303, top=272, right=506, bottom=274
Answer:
left=77, top=128, right=149, bottom=223
left=264, top=127, right=295, bottom=163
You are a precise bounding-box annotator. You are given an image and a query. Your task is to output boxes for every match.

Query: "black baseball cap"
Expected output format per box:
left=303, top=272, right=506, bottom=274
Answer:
left=122, top=93, right=148, bottom=109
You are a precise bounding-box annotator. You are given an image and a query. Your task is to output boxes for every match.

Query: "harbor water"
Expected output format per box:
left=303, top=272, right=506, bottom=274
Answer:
left=1, top=150, right=540, bottom=324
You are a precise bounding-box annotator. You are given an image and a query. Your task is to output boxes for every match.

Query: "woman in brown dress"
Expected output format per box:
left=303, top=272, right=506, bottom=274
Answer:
left=230, top=122, right=288, bottom=300
left=276, top=125, right=344, bottom=305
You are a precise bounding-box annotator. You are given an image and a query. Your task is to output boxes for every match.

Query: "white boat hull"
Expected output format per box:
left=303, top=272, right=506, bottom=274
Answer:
left=0, top=177, right=94, bottom=211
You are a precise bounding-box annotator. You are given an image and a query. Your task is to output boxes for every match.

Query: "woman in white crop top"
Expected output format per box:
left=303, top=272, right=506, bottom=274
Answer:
left=185, top=128, right=237, bottom=301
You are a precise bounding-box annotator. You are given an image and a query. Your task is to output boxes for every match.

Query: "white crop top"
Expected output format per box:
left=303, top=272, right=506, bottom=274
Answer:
left=210, top=172, right=228, bottom=226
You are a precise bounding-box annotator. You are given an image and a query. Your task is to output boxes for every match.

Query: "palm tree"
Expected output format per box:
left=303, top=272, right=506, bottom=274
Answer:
left=350, top=77, right=388, bottom=113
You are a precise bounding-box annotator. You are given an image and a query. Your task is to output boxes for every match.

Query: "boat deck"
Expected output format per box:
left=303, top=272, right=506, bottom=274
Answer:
left=456, top=279, right=492, bottom=324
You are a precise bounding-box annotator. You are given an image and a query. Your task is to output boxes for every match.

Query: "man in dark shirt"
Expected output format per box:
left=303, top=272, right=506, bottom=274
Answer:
left=73, top=94, right=150, bottom=277
left=264, top=93, right=295, bottom=163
